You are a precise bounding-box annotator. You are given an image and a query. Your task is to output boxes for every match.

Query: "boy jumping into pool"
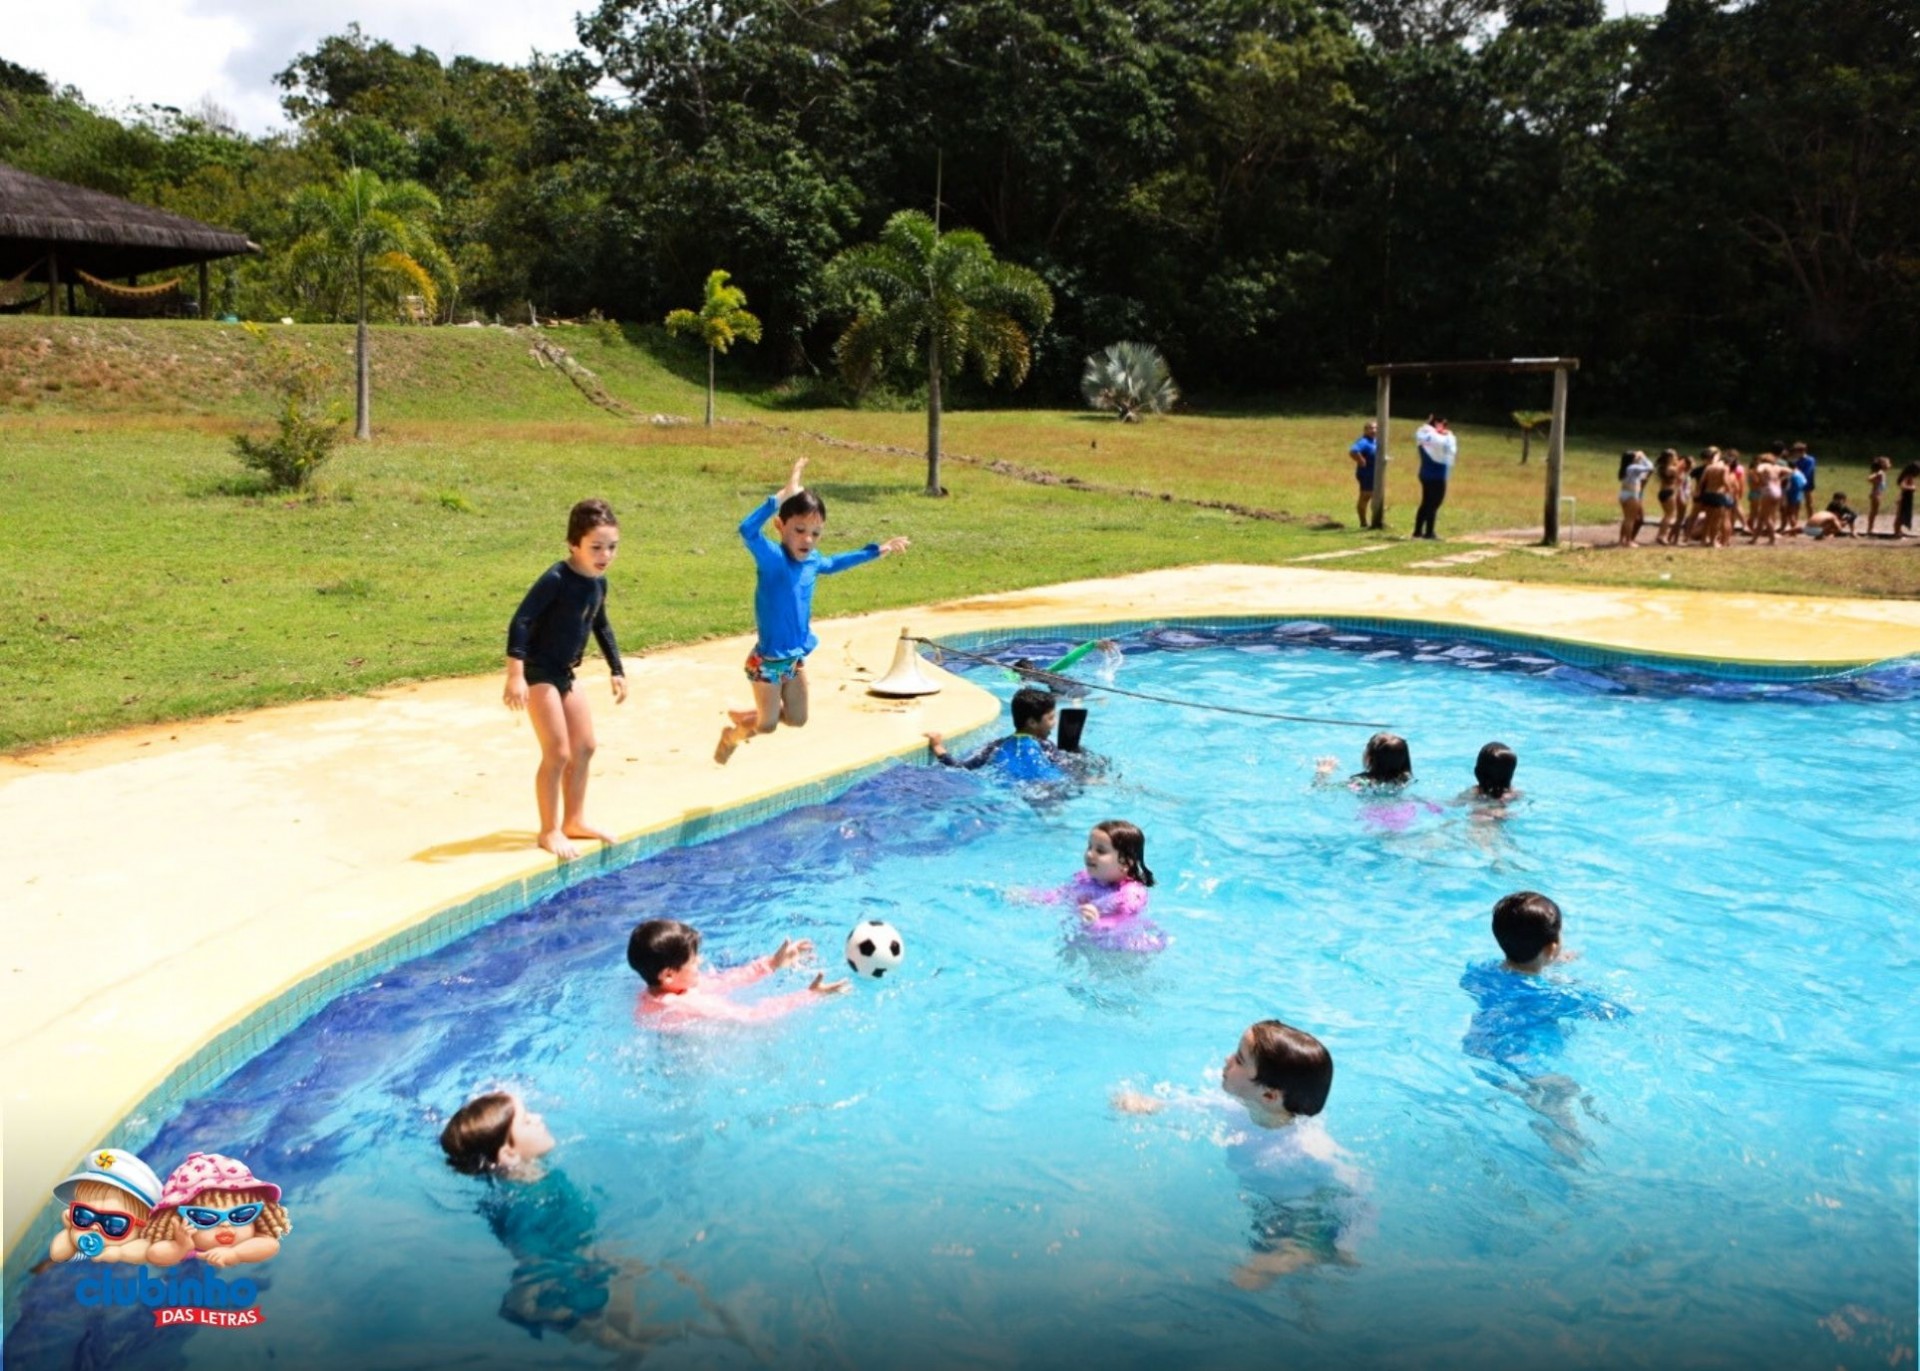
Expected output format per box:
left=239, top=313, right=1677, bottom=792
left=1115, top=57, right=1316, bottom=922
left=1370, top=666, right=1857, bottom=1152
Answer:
left=628, top=918, right=848, bottom=1027
left=506, top=499, right=627, bottom=861
left=716, top=458, right=911, bottom=763
left=1113, top=1020, right=1365, bottom=1288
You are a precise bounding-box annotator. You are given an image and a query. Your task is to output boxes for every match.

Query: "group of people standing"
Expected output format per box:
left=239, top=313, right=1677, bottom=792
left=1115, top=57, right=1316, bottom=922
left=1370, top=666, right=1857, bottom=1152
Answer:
left=1344, top=420, right=1914, bottom=547
left=1616, top=444, right=1915, bottom=548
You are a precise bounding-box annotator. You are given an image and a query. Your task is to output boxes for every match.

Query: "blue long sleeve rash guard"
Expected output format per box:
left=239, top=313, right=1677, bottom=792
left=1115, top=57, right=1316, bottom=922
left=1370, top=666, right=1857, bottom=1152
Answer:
left=739, top=494, right=881, bottom=659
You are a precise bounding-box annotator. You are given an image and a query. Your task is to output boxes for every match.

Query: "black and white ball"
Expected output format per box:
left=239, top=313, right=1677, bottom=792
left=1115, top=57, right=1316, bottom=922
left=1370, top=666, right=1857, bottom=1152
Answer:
left=845, top=919, right=905, bottom=978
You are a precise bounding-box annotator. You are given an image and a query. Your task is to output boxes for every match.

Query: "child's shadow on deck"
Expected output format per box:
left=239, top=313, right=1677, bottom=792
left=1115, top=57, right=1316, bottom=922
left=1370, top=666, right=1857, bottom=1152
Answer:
left=411, top=831, right=543, bottom=862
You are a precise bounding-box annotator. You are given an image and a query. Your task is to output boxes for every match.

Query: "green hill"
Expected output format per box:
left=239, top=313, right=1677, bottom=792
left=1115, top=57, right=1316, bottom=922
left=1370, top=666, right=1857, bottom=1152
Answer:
left=0, top=317, right=712, bottom=423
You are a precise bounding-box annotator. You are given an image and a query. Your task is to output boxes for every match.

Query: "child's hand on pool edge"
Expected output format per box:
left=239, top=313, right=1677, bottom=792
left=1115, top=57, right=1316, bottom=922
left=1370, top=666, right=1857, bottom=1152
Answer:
left=809, top=973, right=850, bottom=995
left=769, top=937, right=813, bottom=971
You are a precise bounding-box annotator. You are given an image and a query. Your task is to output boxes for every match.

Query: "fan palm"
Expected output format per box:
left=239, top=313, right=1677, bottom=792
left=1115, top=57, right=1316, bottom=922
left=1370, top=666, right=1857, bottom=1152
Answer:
left=1082, top=342, right=1179, bottom=421
left=664, top=269, right=763, bottom=426
left=826, top=210, right=1054, bottom=495
left=286, top=168, right=453, bottom=440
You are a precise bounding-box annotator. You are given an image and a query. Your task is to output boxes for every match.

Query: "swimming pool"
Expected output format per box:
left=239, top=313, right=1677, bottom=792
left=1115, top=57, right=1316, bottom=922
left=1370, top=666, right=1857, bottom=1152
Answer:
left=9, top=623, right=1917, bottom=1370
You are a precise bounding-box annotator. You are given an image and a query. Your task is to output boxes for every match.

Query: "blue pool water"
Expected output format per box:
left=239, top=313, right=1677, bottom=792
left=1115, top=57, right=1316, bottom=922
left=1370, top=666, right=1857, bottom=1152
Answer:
left=9, top=624, right=1918, bottom=1371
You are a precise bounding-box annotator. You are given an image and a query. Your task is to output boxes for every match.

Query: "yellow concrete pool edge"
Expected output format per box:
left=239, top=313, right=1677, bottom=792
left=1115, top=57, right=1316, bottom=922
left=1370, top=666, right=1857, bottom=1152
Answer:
left=6, top=563, right=1919, bottom=1314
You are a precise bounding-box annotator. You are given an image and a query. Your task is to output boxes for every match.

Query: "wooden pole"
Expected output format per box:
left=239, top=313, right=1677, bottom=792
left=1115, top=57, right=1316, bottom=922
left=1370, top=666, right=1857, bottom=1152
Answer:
left=1543, top=366, right=1569, bottom=545
left=47, top=251, right=59, bottom=317
left=1370, top=372, right=1391, bottom=529
left=199, top=261, right=210, bottom=320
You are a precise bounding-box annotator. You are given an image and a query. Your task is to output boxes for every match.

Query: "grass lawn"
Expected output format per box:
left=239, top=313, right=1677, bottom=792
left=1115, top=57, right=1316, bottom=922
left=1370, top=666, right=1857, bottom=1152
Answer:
left=2, top=318, right=1913, bottom=751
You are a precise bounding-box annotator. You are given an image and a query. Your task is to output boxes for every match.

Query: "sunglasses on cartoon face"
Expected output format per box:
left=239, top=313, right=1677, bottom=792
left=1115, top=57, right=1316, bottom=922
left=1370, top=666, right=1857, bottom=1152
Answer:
left=68, top=1204, right=142, bottom=1240
left=181, top=1203, right=264, bottom=1230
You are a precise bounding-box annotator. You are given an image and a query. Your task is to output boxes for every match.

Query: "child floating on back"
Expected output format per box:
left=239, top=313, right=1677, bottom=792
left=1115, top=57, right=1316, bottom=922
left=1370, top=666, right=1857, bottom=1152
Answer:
left=1113, top=1019, right=1363, bottom=1287
left=716, top=457, right=910, bottom=763
left=441, top=1091, right=742, bottom=1352
left=1038, top=820, right=1165, bottom=952
left=628, top=918, right=847, bottom=1026
left=505, top=498, right=628, bottom=861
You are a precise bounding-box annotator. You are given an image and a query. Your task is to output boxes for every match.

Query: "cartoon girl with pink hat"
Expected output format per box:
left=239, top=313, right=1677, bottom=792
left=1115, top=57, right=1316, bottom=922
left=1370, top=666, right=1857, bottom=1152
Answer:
left=144, top=1152, right=292, bottom=1269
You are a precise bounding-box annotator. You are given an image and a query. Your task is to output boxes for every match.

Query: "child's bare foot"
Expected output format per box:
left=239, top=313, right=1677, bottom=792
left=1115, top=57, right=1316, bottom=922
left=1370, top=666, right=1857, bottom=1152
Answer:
left=714, top=723, right=750, bottom=765
left=562, top=820, right=614, bottom=847
left=538, top=829, right=581, bottom=861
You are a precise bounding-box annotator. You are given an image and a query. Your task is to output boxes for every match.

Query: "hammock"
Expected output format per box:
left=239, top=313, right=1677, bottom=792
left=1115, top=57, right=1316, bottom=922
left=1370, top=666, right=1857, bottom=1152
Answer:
left=77, top=268, right=185, bottom=316
left=0, top=259, right=47, bottom=313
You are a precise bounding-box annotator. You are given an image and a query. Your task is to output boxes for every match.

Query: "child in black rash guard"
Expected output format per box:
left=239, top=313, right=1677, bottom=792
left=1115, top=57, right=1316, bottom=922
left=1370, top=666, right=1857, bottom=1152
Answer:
left=505, top=499, right=628, bottom=861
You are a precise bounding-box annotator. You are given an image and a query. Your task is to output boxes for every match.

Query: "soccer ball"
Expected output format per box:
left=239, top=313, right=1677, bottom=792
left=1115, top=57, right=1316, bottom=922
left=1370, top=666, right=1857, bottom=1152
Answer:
left=844, top=919, right=905, bottom=978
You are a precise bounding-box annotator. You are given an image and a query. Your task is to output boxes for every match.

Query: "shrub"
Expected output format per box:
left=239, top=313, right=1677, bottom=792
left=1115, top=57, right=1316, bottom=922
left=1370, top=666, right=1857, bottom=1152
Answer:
left=230, top=324, right=345, bottom=491
left=1082, top=341, right=1179, bottom=421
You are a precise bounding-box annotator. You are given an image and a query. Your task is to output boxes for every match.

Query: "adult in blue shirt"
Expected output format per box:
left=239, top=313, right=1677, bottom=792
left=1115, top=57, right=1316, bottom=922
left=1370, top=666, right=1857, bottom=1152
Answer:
left=1348, top=420, right=1379, bottom=529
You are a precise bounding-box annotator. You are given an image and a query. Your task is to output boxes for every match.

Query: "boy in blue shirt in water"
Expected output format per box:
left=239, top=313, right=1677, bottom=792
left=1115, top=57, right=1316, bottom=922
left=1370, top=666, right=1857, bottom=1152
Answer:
left=924, top=686, right=1094, bottom=784
left=1461, top=892, right=1629, bottom=1160
left=716, top=458, right=910, bottom=763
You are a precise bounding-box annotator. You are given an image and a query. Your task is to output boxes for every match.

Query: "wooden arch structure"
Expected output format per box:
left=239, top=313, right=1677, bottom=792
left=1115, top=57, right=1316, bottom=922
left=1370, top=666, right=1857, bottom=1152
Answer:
left=1364, top=357, right=1580, bottom=546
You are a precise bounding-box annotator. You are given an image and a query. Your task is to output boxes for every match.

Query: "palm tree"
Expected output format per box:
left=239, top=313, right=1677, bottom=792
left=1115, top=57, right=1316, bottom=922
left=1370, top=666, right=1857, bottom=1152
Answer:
left=826, top=210, right=1054, bottom=496
left=1082, top=342, right=1179, bottom=421
left=286, top=168, right=453, bottom=440
left=664, top=269, right=763, bottom=426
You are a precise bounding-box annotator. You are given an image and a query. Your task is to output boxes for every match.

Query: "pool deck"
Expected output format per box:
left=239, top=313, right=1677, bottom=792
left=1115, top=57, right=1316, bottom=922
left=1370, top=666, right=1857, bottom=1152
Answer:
left=6, top=563, right=1920, bottom=1279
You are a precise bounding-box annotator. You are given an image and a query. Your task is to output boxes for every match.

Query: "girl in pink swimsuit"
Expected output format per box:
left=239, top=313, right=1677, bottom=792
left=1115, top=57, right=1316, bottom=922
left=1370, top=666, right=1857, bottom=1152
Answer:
left=1047, top=820, right=1166, bottom=952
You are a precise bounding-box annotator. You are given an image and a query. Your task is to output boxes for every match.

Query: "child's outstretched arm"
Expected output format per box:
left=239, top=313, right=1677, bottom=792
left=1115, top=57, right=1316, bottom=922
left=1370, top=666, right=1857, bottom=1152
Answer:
left=778, top=457, right=809, bottom=502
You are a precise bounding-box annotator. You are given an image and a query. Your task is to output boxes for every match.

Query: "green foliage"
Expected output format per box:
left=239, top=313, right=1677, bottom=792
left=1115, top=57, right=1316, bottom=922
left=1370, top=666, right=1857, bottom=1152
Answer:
left=664, top=269, right=763, bottom=354
left=229, top=324, right=346, bottom=490
left=1082, top=342, right=1179, bottom=421
left=826, top=209, right=1054, bottom=492
left=285, top=167, right=453, bottom=321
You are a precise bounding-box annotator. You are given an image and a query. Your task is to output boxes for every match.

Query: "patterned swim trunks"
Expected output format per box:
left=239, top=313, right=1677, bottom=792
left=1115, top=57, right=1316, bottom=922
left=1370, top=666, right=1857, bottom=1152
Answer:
left=745, top=652, right=804, bottom=685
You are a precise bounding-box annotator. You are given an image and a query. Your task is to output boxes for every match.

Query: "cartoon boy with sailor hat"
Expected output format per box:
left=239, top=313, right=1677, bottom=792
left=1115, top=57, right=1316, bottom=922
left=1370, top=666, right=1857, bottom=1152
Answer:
left=48, top=1148, right=165, bottom=1265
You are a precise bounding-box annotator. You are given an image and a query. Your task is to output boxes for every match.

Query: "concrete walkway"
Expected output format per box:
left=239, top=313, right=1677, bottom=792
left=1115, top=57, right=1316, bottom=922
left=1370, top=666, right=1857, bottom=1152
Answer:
left=7, top=564, right=1919, bottom=1275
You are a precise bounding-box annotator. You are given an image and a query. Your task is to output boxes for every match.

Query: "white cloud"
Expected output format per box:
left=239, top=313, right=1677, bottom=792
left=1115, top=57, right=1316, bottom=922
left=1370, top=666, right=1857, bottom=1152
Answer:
left=7, top=0, right=591, bottom=134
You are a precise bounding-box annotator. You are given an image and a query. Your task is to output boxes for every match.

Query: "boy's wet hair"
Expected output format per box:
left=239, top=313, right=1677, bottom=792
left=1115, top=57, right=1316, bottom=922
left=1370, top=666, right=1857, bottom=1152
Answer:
left=567, top=498, right=618, bottom=545
left=1360, top=732, right=1412, bottom=784
left=627, top=918, right=700, bottom=987
left=778, top=489, right=828, bottom=522
left=1246, top=1020, right=1333, bottom=1117
left=1093, top=819, right=1154, bottom=887
left=1011, top=686, right=1058, bottom=733
left=1473, top=742, right=1517, bottom=796
left=1492, top=891, right=1563, bottom=965
left=440, top=1092, right=519, bottom=1175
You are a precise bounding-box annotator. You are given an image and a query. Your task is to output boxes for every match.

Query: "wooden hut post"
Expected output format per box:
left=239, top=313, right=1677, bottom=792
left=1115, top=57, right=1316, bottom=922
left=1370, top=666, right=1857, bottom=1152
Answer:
left=1542, top=365, right=1569, bottom=546
left=1370, top=372, right=1391, bottom=529
left=198, top=261, right=210, bottom=320
left=46, top=250, right=59, bottom=317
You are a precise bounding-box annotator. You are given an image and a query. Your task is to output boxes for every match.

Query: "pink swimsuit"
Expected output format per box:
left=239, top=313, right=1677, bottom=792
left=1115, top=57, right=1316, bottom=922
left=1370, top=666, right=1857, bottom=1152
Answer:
left=1053, top=873, right=1167, bottom=952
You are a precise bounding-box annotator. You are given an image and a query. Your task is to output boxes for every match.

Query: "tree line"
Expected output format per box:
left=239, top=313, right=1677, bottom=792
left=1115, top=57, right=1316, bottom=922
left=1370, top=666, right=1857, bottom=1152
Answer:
left=2, top=0, right=1915, bottom=426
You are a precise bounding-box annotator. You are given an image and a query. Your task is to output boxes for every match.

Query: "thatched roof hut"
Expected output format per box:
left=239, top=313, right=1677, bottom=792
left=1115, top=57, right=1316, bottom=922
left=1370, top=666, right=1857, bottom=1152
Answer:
left=0, top=162, right=258, bottom=314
